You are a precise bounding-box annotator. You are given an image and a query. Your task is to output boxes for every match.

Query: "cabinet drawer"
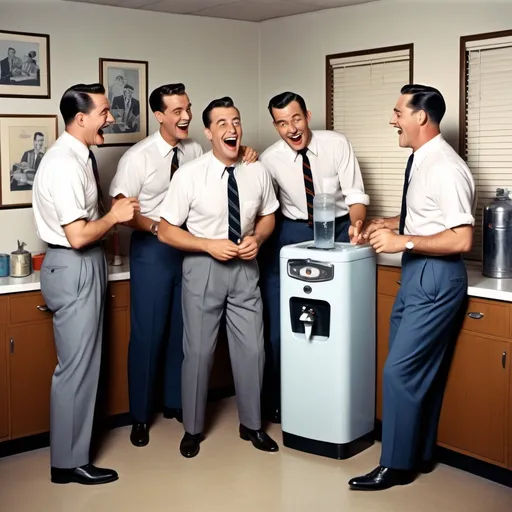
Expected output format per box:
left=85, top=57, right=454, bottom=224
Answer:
left=377, top=267, right=402, bottom=297
left=107, top=281, right=129, bottom=309
left=461, top=298, right=510, bottom=339
left=9, top=292, right=53, bottom=324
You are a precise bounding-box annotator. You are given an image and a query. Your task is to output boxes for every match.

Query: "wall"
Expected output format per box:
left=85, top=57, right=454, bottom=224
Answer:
left=258, top=0, right=512, bottom=151
left=0, top=0, right=260, bottom=255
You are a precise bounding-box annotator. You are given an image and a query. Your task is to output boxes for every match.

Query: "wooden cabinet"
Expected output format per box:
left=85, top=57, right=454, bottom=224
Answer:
left=437, top=333, right=510, bottom=466
left=376, top=265, right=512, bottom=470
left=8, top=321, right=56, bottom=438
left=376, top=266, right=401, bottom=421
left=104, top=281, right=130, bottom=416
left=0, top=297, right=8, bottom=441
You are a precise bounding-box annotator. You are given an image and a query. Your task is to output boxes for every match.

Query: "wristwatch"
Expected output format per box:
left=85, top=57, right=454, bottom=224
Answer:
left=150, top=222, right=159, bottom=236
left=405, top=240, right=415, bottom=252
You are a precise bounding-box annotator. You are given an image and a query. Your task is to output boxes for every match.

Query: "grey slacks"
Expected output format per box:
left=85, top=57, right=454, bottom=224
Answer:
left=40, top=245, right=107, bottom=469
left=181, top=254, right=265, bottom=435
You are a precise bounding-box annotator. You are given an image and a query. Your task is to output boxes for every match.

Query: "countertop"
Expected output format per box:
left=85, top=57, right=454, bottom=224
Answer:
left=1, top=253, right=512, bottom=303
left=0, top=259, right=130, bottom=295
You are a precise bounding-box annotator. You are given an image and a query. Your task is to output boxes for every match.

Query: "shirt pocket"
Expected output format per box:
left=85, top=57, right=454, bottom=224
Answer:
left=322, top=176, right=339, bottom=195
left=241, top=200, right=259, bottom=224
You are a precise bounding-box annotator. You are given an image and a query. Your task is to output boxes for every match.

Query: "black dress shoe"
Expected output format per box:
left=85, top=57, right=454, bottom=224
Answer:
left=163, top=407, right=183, bottom=423
left=418, top=459, right=437, bottom=474
left=51, top=464, right=118, bottom=485
left=130, top=423, right=149, bottom=447
left=180, top=432, right=204, bottom=458
left=348, top=466, right=415, bottom=490
left=239, top=424, right=279, bottom=452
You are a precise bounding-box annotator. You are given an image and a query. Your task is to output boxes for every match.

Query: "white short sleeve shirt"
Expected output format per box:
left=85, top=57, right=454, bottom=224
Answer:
left=32, top=131, right=100, bottom=247
left=160, top=151, right=279, bottom=239
left=109, top=131, right=204, bottom=221
left=260, top=130, right=369, bottom=220
left=405, top=134, right=476, bottom=236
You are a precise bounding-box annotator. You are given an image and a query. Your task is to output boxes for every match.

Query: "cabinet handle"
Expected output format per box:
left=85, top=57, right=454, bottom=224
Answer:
left=10, top=338, right=14, bottom=354
left=396, top=280, right=401, bottom=286
left=36, top=304, right=50, bottom=312
left=502, top=352, right=507, bottom=369
left=111, top=294, right=115, bottom=299
left=467, top=312, right=484, bottom=320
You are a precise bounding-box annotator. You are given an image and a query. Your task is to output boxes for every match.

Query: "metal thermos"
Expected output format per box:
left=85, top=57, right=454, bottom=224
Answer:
left=482, top=188, right=512, bottom=278
left=10, top=240, right=32, bottom=278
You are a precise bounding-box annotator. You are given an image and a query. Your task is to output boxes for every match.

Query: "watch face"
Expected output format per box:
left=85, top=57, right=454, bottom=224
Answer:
left=406, top=241, right=414, bottom=250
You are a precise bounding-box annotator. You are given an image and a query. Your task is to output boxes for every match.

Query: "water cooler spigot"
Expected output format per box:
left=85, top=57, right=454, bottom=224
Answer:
left=299, top=306, right=315, bottom=341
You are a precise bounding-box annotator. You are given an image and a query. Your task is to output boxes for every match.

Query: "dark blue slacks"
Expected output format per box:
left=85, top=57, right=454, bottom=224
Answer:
left=380, top=252, right=467, bottom=469
left=128, top=231, right=183, bottom=423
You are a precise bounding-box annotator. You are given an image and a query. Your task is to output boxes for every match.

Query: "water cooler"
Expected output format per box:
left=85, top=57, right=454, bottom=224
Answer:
left=280, top=240, right=376, bottom=459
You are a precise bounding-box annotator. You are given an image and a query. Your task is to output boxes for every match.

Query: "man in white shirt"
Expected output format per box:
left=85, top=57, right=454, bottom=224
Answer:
left=259, top=91, right=369, bottom=422
left=349, top=84, right=476, bottom=490
left=158, top=97, right=280, bottom=458
left=32, top=83, right=140, bottom=485
left=110, top=84, right=258, bottom=448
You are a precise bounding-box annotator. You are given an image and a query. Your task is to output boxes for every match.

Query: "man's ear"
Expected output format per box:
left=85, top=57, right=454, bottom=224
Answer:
left=75, top=112, right=85, bottom=128
left=204, top=127, right=213, bottom=141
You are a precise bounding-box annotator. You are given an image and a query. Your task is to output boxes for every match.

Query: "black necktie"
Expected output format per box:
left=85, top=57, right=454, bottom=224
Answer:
left=226, top=166, right=241, bottom=244
left=398, top=153, right=414, bottom=235
left=89, top=150, right=106, bottom=216
left=170, top=147, right=179, bottom=180
left=298, top=147, right=315, bottom=226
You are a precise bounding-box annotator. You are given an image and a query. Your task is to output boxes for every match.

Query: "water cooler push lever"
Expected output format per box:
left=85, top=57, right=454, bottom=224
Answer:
left=299, top=306, right=315, bottom=340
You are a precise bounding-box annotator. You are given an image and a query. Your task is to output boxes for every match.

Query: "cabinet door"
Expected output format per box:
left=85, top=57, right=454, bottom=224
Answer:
left=105, top=306, right=130, bottom=416
left=8, top=322, right=57, bottom=439
left=376, top=294, right=395, bottom=420
left=437, top=333, right=510, bottom=466
left=0, top=324, right=8, bottom=441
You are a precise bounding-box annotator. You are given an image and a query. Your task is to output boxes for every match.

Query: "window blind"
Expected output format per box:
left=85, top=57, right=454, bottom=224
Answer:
left=327, top=47, right=412, bottom=219
left=464, top=35, right=512, bottom=261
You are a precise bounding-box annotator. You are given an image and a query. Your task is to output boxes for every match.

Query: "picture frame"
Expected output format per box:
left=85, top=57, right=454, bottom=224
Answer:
left=0, top=114, right=58, bottom=209
left=99, top=58, right=148, bottom=147
left=0, top=30, right=50, bottom=99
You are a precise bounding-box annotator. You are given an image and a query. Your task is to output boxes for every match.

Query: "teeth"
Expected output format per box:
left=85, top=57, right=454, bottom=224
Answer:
left=290, top=134, right=301, bottom=140
left=177, top=123, right=189, bottom=128
left=225, top=137, right=236, bottom=141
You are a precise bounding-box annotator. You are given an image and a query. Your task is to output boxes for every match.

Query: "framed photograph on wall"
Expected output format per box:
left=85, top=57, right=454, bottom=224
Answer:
left=0, top=114, right=58, bottom=209
left=0, top=30, right=50, bottom=99
left=99, top=58, right=148, bottom=147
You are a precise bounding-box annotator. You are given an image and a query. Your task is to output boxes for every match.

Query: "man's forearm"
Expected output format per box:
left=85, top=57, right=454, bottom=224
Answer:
left=348, top=204, right=366, bottom=226
left=64, top=213, right=117, bottom=249
left=113, top=194, right=153, bottom=232
left=384, top=215, right=400, bottom=231
left=408, top=226, right=473, bottom=256
left=253, top=214, right=275, bottom=246
left=158, top=219, right=209, bottom=253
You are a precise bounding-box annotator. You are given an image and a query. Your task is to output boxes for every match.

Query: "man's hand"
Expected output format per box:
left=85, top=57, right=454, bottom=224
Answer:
left=206, top=239, right=239, bottom=261
left=109, top=197, right=140, bottom=223
left=238, top=235, right=260, bottom=260
left=369, top=229, right=405, bottom=254
left=362, top=218, right=387, bottom=241
left=348, top=220, right=364, bottom=245
left=240, top=145, right=259, bottom=164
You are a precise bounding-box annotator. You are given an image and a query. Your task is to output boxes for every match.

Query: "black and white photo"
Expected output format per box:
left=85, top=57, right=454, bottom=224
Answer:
left=0, top=115, right=57, bottom=208
left=99, top=58, right=148, bottom=146
left=0, top=30, right=50, bottom=98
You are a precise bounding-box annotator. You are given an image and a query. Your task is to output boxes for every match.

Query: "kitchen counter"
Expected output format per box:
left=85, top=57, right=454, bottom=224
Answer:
left=1, top=253, right=512, bottom=303
left=0, top=259, right=130, bottom=295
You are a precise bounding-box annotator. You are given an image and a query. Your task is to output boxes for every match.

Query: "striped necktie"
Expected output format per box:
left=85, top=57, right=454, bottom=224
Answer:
left=170, top=147, right=179, bottom=180
left=226, top=166, right=241, bottom=245
left=298, top=147, right=315, bottom=226
left=89, top=150, right=106, bottom=216
left=398, top=153, right=414, bottom=235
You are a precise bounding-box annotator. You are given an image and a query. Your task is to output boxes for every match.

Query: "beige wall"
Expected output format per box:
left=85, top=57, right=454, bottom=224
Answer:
left=0, top=0, right=259, bottom=255
left=258, top=0, right=512, bottom=151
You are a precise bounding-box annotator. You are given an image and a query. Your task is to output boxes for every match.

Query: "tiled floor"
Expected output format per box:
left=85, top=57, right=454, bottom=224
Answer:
left=0, top=398, right=511, bottom=512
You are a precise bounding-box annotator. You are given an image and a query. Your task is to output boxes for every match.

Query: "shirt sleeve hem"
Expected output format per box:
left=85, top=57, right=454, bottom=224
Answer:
left=345, top=194, right=370, bottom=207
left=58, top=211, right=89, bottom=226
left=445, top=214, right=475, bottom=229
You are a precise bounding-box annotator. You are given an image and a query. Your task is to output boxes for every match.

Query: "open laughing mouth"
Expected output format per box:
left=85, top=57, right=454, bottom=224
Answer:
left=288, top=132, right=303, bottom=145
left=223, top=136, right=238, bottom=149
left=177, top=121, right=190, bottom=133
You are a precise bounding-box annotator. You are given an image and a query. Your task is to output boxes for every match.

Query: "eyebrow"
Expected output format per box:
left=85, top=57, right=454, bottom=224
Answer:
left=393, top=108, right=401, bottom=113
left=216, top=116, right=240, bottom=124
